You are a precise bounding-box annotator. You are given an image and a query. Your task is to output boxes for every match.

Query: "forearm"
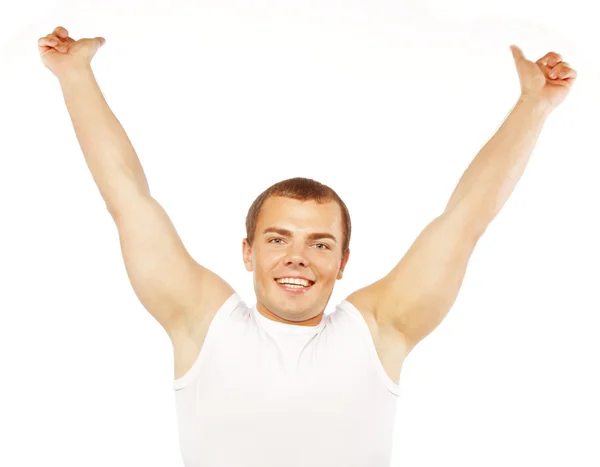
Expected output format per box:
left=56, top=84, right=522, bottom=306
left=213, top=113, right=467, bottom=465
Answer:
left=59, top=67, right=151, bottom=215
left=444, top=97, right=552, bottom=233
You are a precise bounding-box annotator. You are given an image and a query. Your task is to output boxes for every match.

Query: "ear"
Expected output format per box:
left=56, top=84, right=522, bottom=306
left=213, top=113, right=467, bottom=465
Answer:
left=242, top=238, right=254, bottom=272
left=337, top=248, right=350, bottom=280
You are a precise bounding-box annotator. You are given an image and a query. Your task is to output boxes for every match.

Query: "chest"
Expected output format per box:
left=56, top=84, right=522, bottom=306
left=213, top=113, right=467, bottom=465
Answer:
left=173, top=311, right=409, bottom=387
left=181, top=332, right=397, bottom=435
left=173, top=319, right=402, bottom=467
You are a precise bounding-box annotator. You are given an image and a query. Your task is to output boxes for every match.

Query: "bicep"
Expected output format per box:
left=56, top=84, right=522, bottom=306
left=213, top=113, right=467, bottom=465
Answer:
left=113, top=195, right=235, bottom=335
left=373, top=210, right=481, bottom=347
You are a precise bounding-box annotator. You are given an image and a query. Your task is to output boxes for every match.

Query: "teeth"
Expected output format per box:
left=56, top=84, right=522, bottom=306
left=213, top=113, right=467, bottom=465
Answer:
left=276, top=277, right=311, bottom=287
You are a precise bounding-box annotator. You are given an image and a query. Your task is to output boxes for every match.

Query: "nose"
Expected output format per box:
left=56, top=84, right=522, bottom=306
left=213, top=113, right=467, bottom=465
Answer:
left=283, top=245, right=310, bottom=267
left=284, top=254, right=309, bottom=268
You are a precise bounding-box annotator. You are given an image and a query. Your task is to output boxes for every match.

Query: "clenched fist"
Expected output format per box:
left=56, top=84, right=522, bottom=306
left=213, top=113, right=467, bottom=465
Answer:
left=38, top=26, right=106, bottom=79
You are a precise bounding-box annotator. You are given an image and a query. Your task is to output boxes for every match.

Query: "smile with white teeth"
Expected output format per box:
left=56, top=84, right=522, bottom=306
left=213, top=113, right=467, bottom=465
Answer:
left=276, top=277, right=313, bottom=288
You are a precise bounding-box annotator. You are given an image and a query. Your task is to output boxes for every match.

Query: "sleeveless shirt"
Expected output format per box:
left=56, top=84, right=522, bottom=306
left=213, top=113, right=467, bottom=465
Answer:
left=173, top=292, right=401, bottom=467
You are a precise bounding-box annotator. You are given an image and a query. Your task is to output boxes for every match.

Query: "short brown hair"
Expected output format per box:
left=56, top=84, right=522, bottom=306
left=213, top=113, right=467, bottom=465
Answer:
left=245, top=177, right=351, bottom=254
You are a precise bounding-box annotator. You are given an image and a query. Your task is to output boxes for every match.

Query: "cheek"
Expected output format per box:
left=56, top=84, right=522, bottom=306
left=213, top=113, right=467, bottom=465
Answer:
left=322, top=265, right=340, bottom=280
left=312, top=257, right=339, bottom=278
left=255, top=251, right=279, bottom=275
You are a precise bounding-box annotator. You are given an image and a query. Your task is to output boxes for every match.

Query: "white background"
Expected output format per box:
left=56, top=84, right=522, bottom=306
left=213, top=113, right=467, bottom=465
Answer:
left=1, top=1, right=598, bottom=466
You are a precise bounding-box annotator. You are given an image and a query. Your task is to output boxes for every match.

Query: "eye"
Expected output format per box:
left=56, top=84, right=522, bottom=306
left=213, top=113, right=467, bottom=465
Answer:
left=268, top=238, right=330, bottom=250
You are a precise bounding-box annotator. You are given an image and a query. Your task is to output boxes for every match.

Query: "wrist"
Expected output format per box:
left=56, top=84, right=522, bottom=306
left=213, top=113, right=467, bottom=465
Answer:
left=517, top=95, right=553, bottom=118
left=57, top=66, right=94, bottom=86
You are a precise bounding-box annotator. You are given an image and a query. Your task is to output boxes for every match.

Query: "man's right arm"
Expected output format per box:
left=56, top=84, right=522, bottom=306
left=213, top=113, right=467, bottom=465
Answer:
left=58, top=67, right=235, bottom=338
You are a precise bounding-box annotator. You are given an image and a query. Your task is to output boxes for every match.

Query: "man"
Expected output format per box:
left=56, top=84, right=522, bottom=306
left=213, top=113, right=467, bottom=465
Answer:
left=39, top=25, right=576, bottom=467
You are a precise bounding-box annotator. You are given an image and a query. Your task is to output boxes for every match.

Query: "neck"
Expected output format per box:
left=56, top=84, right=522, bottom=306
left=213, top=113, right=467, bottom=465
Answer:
left=256, top=302, right=323, bottom=326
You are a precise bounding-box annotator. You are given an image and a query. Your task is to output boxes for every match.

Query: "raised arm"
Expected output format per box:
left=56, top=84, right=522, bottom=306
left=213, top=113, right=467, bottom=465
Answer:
left=347, top=46, right=577, bottom=352
left=39, top=26, right=235, bottom=339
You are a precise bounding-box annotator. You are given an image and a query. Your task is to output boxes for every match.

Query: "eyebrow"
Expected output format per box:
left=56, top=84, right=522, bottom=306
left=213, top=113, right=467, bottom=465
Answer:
left=262, top=227, right=338, bottom=243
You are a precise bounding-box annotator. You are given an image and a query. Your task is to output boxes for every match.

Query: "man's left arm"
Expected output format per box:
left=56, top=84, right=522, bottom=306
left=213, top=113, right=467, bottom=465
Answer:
left=348, top=46, right=577, bottom=352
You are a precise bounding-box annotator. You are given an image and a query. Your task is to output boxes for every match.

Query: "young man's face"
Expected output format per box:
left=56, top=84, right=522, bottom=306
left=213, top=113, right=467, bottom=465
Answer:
left=243, top=196, right=350, bottom=325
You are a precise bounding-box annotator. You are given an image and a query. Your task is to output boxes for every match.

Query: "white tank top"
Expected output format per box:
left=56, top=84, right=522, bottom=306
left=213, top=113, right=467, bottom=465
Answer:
left=173, top=292, right=401, bottom=467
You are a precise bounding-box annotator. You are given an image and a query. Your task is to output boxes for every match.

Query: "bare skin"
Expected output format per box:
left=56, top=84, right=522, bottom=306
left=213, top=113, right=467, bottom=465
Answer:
left=40, top=26, right=577, bottom=389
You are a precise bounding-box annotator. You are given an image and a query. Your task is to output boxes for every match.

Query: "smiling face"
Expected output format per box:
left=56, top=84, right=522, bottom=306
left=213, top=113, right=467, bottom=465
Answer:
left=242, top=196, right=350, bottom=326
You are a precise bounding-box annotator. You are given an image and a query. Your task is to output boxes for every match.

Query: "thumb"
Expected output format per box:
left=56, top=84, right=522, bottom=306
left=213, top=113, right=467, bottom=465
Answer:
left=77, top=37, right=106, bottom=61
left=510, top=44, right=525, bottom=66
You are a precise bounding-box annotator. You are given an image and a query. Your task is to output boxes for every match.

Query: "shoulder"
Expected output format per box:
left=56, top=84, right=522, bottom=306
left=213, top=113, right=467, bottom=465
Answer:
left=343, top=288, right=380, bottom=336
